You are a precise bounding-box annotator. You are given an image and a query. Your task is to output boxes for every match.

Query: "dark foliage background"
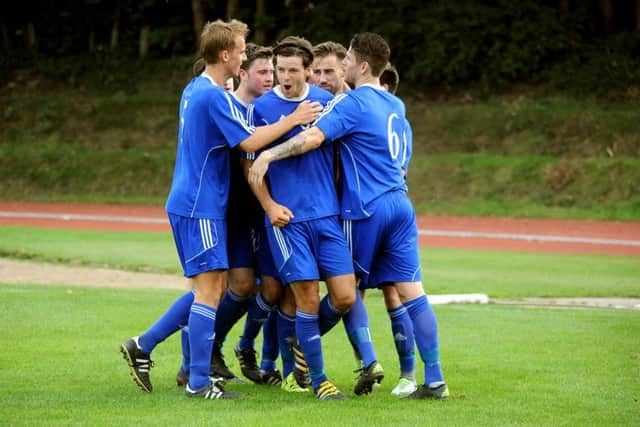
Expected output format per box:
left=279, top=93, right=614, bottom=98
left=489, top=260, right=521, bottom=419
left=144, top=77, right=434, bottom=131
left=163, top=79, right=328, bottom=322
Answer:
left=1, top=0, right=639, bottom=97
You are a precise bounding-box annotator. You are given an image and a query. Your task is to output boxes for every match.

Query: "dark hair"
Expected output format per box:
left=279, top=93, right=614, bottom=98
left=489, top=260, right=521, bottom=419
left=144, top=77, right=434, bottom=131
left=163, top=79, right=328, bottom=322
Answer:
left=242, top=43, right=273, bottom=71
left=380, top=63, right=399, bottom=94
left=348, top=32, right=390, bottom=77
left=273, top=36, right=314, bottom=68
left=313, top=41, right=347, bottom=61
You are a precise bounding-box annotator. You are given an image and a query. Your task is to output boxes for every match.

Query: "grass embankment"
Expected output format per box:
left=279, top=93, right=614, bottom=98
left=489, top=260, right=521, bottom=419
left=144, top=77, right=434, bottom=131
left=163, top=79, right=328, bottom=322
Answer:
left=1, top=59, right=638, bottom=219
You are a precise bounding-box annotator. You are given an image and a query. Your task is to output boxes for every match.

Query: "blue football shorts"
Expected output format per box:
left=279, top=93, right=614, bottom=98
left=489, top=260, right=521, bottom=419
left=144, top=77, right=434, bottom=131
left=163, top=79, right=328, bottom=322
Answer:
left=266, top=215, right=354, bottom=285
left=227, top=225, right=254, bottom=270
left=343, top=190, right=422, bottom=289
left=252, top=226, right=280, bottom=280
left=168, top=213, right=228, bottom=278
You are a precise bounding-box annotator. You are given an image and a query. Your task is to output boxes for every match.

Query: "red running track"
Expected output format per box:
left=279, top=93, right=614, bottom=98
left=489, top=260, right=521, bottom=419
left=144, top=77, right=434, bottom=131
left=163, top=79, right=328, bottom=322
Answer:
left=1, top=201, right=639, bottom=256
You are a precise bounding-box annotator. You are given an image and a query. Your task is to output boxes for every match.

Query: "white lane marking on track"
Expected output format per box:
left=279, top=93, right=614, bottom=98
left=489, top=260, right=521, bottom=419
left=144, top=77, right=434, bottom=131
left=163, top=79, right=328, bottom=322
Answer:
left=0, top=211, right=167, bottom=224
left=419, top=229, right=640, bottom=247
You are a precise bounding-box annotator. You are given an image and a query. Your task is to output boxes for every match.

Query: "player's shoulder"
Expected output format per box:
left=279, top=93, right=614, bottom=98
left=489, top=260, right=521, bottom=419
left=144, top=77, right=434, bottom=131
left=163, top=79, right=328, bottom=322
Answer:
left=228, top=92, right=249, bottom=111
left=308, top=84, right=334, bottom=102
left=251, top=88, right=277, bottom=108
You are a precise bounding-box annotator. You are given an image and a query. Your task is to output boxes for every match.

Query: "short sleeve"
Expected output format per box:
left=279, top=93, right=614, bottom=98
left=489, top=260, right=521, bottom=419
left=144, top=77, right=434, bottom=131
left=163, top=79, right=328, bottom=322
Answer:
left=314, top=93, right=359, bottom=143
left=209, top=91, right=254, bottom=149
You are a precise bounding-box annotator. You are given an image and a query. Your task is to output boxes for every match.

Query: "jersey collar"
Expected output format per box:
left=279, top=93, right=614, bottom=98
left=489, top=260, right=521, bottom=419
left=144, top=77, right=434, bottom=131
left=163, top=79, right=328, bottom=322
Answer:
left=273, top=83, right=310, bottom=101
left=360, top=83, right=384, bottom=91
left=200, top=72, right=218, bottom=87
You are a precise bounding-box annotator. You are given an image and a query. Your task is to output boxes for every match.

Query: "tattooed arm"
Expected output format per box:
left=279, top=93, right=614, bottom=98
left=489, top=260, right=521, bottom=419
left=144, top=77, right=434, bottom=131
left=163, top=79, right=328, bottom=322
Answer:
left=248, top=126, right=326, bottom=185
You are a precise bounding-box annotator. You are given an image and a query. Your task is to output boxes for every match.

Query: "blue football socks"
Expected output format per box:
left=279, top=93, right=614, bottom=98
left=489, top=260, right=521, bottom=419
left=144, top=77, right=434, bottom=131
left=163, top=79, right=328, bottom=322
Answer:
left=277, top=310, right=297, bottom=377
left=180, top=326, right=190, bottom=376
left=212, top=288, right=250, bottom=354
left=318, top=294, right=345, bottom=335
left=343, top=291, right=377, bottom=367
left=187, top=302, right=217, bottom=391
left=388, top=305, right=415, bottom=379
left=405, top=294, right=444, bottom=386
left=296, top=309, right=328, bottom=389
left=238, top=292, right=273, bottom=350
left=138, top=291, right=194, bottom=354
left=260, top=309, right=279, bottom=373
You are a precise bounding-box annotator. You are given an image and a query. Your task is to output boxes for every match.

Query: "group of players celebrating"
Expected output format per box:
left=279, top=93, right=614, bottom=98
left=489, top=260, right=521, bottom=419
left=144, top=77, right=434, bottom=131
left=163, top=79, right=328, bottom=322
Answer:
left=120, top=18, right=449, bottom=401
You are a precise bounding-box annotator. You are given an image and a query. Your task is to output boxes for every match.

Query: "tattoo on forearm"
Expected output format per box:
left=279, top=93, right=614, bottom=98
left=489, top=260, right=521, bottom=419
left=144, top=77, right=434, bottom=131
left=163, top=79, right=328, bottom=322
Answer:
left=269, top=133, right=307, bottom=160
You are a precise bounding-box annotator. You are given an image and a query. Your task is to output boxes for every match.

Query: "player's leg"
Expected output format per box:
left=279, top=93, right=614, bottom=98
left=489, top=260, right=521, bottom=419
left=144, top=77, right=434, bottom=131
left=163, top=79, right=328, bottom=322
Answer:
left=211, top=227, right=256, bottom=380
left=382, top=284, right=417, bottom=397
left=176, top=325, right=190, bottom=386
left=277, top=286, right=307, bottom=392
left=259, top=304, right=281, bottom=385
left=376, top=192, right=447, bottom=400
left=394, top=281, right=447, bottom=399
left=120, top=291, right=194, bottom=393
left=184, top=269, right=241, bottom=399
left=317, top=216, right=357, bottom=335
left=257, top=275, right=283, bottom=384
left=338, top=216, right=385, bottom=395
left=234, top=227, right=283, bottom=383
left=290, top=280, right=345, bottom=399
left=235, top=275, right=280, bottom=383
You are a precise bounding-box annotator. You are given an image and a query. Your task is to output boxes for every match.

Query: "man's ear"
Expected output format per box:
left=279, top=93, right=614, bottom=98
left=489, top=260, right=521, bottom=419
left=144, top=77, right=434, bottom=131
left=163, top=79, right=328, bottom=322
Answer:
left=220, top=49, right=230, bottom=63
left=360, top=60, right=369, bottom=75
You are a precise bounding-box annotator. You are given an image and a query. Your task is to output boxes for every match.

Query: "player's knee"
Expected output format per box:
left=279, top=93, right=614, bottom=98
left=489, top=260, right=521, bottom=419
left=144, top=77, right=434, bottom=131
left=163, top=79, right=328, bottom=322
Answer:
left=332, top=291, right=355, bottom=312
left=228, top=275, right=255, bottom=296
left=261, top=281, right=282, bottom=305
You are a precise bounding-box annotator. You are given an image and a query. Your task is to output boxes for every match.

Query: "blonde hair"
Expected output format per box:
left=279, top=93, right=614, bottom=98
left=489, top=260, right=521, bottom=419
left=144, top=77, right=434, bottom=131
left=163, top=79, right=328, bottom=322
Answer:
left=200, top=19, right=249, bottom=65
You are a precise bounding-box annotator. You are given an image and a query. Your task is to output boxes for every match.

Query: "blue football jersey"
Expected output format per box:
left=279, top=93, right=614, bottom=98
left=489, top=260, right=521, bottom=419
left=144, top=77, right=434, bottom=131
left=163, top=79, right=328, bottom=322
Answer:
left=402, top=118, right=413, bottom=176
left=165, top=74, right=254, bottom=219
left=250, top=84, right=339, bottom=224
left=315, top=84, right=409, bottom=220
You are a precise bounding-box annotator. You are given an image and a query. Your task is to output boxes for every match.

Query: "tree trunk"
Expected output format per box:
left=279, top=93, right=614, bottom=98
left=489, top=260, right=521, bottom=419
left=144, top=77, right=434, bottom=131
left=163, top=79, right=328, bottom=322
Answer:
left=26, top=20, right=37, bottom=52
left=88, top=28, right=95, bottom=53
left=254, top=0, right=266, bottom=45
left=559, top=0, right=569, bottom=18
left=139, top=24, right=150, bottom=58
left=191, top=0, right=205, bottom=52
left=1, top=16, right=10, bottom=53
left=600, top=0, right=613, bottom=33
left=111, top=0, right=121, bottom=51
left=226, top=0, right=239, bottom=20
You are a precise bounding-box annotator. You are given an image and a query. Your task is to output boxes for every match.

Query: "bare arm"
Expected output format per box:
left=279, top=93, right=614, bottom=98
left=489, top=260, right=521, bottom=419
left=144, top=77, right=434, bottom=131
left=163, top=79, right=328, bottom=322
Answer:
left=238, top=101, right=322, bottom=153
left=248, top=126, right=326, bottom=185
left=241, top=158, right=293, bottom=227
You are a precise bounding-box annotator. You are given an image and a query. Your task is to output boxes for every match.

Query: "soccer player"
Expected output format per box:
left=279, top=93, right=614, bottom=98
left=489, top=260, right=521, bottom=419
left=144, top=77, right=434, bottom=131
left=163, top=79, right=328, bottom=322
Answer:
left=311, top=41, right=350, bottom=95
left=355, top=61, right=418, bottom=397
left=311, top=41, right=386, bottom=395
left=119, top=20, right=322, bottom=400
left=247, top=36, right=381, bottom=399
left=176, top=43, right=285, bottom=386
left=248, top=32, right=450, bottom=400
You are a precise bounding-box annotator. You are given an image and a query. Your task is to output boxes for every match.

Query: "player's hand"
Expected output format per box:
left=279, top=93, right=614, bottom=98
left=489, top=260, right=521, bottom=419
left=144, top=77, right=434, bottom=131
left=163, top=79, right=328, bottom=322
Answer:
left=266, top=202, right=294, bottom=227
left=248, top=152, right=270, bottom=186
left=292, top=100, right=323, bottom=125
